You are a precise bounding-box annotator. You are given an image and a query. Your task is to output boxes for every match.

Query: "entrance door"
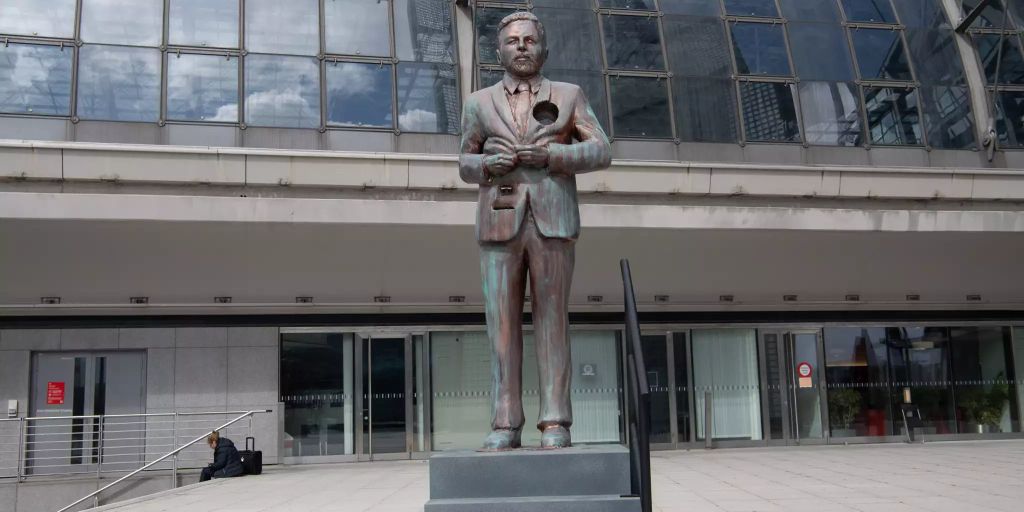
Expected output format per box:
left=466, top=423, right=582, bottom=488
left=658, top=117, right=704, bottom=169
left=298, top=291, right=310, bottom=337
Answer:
left=358, top=335, right=412, bottom=461
left=761, top=331, right=827, bottom=445
left=29, top=352, right=145, bottom=474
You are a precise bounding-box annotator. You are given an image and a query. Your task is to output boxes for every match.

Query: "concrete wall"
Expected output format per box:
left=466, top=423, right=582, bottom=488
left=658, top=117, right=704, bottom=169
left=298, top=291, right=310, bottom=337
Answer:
left=0, top=327, right=282, bottom=511
left=0, top=468, right=207, bottom=512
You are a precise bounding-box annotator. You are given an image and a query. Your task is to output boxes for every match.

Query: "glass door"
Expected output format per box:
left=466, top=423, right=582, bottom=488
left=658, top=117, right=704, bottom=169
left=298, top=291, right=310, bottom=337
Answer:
left=358, top=335, right=412, bottom=461
left=762, top=330, right=827, bottom=445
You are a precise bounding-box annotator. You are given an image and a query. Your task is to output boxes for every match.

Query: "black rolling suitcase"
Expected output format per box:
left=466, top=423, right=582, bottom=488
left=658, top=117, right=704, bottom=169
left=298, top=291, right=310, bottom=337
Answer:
left=240, top=436, right=263, bottom=475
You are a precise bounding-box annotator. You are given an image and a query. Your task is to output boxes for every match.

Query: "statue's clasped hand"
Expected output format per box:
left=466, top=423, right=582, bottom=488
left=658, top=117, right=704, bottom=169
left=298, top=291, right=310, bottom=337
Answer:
left=483, top=153, right=517, bottom=178
left=514, top=144, right=549, bottom=168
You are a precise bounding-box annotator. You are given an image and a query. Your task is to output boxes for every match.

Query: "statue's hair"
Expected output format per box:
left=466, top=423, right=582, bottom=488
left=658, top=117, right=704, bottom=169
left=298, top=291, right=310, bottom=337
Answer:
left=497, top=11, right=546, bottom=45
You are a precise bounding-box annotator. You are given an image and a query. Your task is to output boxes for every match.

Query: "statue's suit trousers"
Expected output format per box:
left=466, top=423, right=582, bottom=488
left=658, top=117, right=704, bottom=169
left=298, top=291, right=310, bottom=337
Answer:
left=481, top=207, right=574, bottom=432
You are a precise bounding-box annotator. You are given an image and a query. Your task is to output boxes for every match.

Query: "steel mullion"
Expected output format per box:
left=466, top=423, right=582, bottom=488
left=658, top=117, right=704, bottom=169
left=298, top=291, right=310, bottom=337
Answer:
left=777, top=11, right=806, bottom=146
left=319, top=0, right=327, bottom=132
left=723, top=17, right=748, bottom=145
left=889, top=6, right=930, bottom=149
left=238, top=0, right=246, bottom=129
left=159, top=0, right=170, bottom=126
left=595, top=10, right=616, bottom=140
left=70, top=0, right=83, bottom=123
left=650, top=8, right=678, bottom=143
left=388, top=0, right=399, bottom=133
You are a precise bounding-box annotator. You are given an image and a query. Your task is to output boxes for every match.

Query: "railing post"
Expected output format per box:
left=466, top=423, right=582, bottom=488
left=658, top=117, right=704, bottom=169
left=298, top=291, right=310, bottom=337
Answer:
left=704, top=391, right=713, bottom=450
left=171, top=412, right=178, bottom=489
left=96, top=416, right=105, bottom=477
left=248, top=413, right=254, bottom=439
left=16, top=417, right=25, bottom=482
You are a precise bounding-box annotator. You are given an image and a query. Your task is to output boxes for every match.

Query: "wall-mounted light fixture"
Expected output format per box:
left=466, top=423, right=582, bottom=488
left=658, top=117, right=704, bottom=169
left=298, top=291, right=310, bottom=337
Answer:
left=40, top=297, right=61, bottom=305
left=719, top=295, right=734, bottom=303
left=295, top=296, right=314, bottom=304
left=906, top=294, right=920, bottom=301
left=654, top=295, right=670, bottom=303
left=966, top=294, right=982, bottom=301
left=587, top=295, right=604, bottom=303
left=129, top=297, right=149, bottom=304
left=448, top=296, right=466, bottom=303
left=214, top=296, right=232, bottom=304
left=783, top=295, right=798, bottom=302
left=845, top=294, right=860, bottom=302
left=374, top=296, right=391, bottom=303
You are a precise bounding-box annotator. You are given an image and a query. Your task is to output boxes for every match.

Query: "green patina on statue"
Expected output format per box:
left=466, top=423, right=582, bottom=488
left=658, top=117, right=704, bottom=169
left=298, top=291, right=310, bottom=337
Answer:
left=458, top=11, right=612, bottom=450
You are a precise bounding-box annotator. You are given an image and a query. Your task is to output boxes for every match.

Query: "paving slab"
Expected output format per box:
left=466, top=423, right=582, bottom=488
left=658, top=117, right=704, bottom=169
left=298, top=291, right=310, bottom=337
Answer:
left=85, top=440, right=1024, bottom=512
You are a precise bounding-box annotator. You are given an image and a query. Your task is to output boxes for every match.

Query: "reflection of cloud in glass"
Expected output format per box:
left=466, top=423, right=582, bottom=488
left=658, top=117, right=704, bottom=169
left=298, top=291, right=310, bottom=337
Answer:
left=325, top=0, right=390, bottom=56
left=0, top=44, right=73, bottom=115
left=245, top=0, right=319, bottom=55
left=168, top=0, right=239, bottom=48
left=245, top=54, right=320, bottom=128
left=167, top=54, right=238, bottom=122
left=80, top=0, right=163, bottom=46
left=210, top=104, right=238, bottom=123
left=77, top=45, right=160, bottom=122
left=399, top=109, right=438, bottom=132
left=328, top=63, right=377, bottom=96
left=0, top=0, right=77, bottom=38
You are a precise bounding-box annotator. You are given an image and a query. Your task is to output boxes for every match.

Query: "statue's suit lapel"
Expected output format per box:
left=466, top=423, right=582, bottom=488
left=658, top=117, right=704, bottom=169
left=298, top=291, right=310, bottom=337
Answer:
left=489, top=83, right=518, bottom=143
left=525, top=78, right=552, bottom=143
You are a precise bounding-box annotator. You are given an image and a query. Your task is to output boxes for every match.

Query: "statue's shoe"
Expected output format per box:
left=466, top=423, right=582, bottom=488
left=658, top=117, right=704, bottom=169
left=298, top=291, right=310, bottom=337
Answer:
left=482, top=428, right=522, bottom=450
left=540, top=425, right=571, bottom=448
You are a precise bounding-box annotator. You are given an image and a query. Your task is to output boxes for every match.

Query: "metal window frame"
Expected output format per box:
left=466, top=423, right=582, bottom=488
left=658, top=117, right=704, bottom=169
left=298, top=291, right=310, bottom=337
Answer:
left=722, top=0, right=807, bottom=146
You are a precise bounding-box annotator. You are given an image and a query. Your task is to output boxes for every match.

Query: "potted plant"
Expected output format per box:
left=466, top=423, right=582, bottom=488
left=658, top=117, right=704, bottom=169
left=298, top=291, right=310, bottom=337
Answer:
left=828, top=388, right=862, bottom=437
left=959, top=376, right=1009, bottom=433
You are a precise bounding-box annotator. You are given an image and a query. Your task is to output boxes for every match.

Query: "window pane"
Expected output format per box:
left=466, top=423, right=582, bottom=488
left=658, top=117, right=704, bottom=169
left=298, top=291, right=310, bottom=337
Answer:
left=673, top=77, right=739, bottom=143
left=864, top=86, right=922, bottom=145
left=731, top=22, right=791, bottom=76
left=397, top=62, right=459, bottom=134
left=598, top=0, right=658, bottom=9
left=824, top=328, right=893, bottom=437
left=80, top=0, right=163, bottom=46
left=394, top=0, right=456, bottom=64
left=851, top=28, right=912, bottom=81
left=168, top=0, right=239, bottom=48
left=535, top=8, right=603, bottom=71
left=325, top=0, right=391, bottom=57
left=475, top=6, right=515, bottom=65
left=798, top=81, right=862, bottom=146
left=960, top=0, right=1009, bottom=29
left=246, top=0, right=320, bottom=55
left=0, top=0, right=77, bottom=38
left=904, top=29, right=964, bottom=85
left=641, top=335, right=671, bottom=444
left=974, top=33, right=1024, bottom=85
left=950, top=327, right=1018, bottom=434
left=0, top=44, right=72, bottom=116
left=546, top=68, right=609, bottom=131
left=739, top=81, right=800, bottom=142
left=478, top=68, right=504, bottom=90
left=841, top=0, right=897, bottom=23
left=244, top=55, right=320, bottom=128
left=788, top=23, right=855, bottom=81
left=996, top=90, right=1024, bottom=147
left=281, top=333, right=354, bottom=456
left=778, top=0, right=840, bottom=21
left=893, top=0, right=951, bottom=29
left=663, top=16, right=732, bottom=78
left=659, top=0, right=721, bottom=16
left=602, top=15, right=665, bottom=70
left=166, top=53, right=239, bottom=122
left=920, top=85, right=975, bottom=149
left=77, top=45, right=160, bottom=121
left=609, top=76, right=672, bottom=138
left=535, top=0, right=592, bottom=7
left=326, top=62, right=394, bottom=128
left=888, top=328, right=956, bottom=434
left=724, top=0, right=779, bottom=17
left=692, top=329, right=762, bottom=441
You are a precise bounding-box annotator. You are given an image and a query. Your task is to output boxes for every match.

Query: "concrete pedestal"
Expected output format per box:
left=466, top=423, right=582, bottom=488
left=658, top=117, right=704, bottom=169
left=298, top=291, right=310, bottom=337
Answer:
left=425, top=445, right=640, bottom=512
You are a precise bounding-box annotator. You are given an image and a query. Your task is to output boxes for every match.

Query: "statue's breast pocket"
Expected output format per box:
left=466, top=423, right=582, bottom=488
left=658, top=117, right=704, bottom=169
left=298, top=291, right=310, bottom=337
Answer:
left=492, top=184, right=517, bottom=210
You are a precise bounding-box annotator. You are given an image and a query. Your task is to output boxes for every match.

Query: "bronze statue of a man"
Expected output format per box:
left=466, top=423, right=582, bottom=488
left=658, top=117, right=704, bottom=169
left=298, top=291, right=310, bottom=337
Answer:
left=459, top=12, right=612, bottom=450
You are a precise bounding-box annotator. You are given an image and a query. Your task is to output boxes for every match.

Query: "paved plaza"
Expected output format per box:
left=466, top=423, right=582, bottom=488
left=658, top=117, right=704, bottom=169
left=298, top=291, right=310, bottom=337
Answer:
left=91, top=440, right=1024, bottom=512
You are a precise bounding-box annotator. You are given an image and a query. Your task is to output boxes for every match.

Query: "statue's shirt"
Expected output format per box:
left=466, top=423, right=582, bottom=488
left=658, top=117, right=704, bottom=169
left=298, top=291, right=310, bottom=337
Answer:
left=502, top=73, right=542, bottom=141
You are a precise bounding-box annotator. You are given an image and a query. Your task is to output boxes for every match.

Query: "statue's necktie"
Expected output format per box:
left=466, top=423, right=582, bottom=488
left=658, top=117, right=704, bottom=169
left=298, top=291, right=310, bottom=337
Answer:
left=513, top=82, right=532, bottom=141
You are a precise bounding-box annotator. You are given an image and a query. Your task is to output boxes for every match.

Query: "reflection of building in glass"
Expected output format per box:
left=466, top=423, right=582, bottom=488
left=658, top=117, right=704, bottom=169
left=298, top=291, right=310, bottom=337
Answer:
left=740, top=82, right=797, bottom=142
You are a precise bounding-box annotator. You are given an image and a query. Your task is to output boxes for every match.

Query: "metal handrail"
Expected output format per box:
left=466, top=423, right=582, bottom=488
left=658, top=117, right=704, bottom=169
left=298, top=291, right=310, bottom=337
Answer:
left=57, top=409, right=271, bottom=512
left=621, top=259, right=652, bottom=512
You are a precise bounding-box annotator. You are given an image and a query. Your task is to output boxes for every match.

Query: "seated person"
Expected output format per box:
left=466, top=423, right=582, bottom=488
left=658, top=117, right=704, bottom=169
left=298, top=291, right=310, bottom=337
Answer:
left=200, top=430, right=244, bottom=482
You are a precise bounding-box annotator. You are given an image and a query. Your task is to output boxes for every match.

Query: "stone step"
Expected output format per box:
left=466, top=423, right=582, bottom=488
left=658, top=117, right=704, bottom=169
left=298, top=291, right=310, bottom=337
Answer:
left=429, top=444, right=632, bottom=499
left=424, top=494, right=642, bottom=512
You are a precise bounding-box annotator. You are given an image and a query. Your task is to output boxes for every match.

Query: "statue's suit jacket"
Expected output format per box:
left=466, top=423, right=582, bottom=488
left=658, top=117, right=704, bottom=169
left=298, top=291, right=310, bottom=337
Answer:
left=459, top=78, right=611, bottom=242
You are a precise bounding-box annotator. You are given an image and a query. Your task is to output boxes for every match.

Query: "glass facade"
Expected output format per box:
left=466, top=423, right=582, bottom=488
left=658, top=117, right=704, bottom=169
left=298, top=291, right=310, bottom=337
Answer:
left=0, top=0, right=458, bottom=133
left=473, top=0, right=975, bottom=147
left=279, top=323, right=1024, bottom=459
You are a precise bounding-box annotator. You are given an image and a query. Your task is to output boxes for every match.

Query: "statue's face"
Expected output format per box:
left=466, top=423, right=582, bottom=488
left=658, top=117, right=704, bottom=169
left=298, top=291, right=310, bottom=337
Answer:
left=497, top=20, right=547, bottom=79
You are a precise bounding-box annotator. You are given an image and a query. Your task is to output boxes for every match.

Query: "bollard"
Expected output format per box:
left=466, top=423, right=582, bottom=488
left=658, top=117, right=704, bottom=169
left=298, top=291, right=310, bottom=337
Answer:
left=704, top=391, right=713, bottom=449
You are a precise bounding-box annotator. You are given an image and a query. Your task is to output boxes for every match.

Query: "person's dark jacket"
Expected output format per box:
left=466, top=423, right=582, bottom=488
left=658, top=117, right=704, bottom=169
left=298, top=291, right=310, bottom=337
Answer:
left=208, top=437, right=244, bottom=478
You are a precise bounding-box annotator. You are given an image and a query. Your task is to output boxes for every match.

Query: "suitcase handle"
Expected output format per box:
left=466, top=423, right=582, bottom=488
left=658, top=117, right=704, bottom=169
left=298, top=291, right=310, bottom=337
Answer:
left=246, top=436, right=255, bottom=451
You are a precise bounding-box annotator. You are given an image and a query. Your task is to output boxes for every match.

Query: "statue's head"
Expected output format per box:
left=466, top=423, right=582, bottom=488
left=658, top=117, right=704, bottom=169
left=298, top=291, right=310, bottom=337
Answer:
left=496, top=12, right=547, bottom=80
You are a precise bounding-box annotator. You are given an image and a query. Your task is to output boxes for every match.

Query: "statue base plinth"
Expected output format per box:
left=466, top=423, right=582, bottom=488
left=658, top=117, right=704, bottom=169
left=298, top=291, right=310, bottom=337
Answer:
left=425, top=444, right=640, bottom=512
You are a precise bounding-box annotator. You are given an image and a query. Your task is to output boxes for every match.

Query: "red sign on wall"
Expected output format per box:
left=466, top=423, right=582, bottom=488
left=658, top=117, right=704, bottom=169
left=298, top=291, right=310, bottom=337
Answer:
left=46, top=382, right=65, bottom=405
